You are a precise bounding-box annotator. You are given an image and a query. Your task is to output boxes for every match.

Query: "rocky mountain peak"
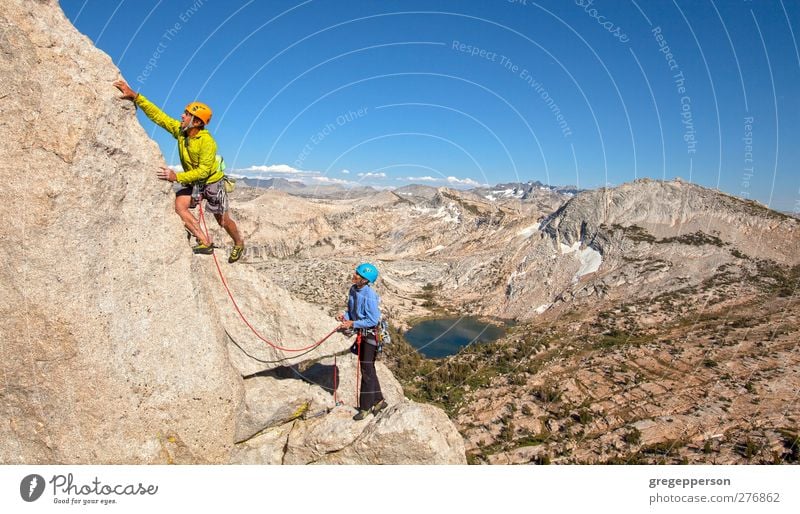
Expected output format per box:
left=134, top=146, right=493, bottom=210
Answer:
left=540, top=179, right=797, bottom=262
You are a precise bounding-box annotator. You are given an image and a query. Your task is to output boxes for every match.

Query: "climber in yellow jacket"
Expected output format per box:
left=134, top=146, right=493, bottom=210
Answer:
left=113, top=79, right=245, bottom=263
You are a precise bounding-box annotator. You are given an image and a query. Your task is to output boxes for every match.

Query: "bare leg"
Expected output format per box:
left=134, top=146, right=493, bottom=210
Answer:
left=175, top=195, right=211, bottom=246
left=214, top=212, right=243, bottom=247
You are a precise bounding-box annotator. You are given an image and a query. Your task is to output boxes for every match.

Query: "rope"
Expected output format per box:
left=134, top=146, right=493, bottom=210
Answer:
left=225, top=329, right=323, bottom=364
left=196, top=199, right=336, bottom=353
left=356, top=331, right=362, bottom=407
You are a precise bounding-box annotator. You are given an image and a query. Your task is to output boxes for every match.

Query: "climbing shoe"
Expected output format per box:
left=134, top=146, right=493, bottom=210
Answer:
left=353, top=409, right=371, bottom=421
left=192, top=243, right=214, bottom=255
left=371, top=400, right=388, bottom=415
left=228, top=245, right=244, bottom=263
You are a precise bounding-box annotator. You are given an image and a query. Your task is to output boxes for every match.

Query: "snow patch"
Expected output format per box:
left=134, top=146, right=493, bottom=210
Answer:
left=426, top=245, right=446, bottom=254
left=411, top=203, right=460, bottom=224
left=517, top=223, right=541, bottom=238
left=485, top=188, right=524, bottom=200
left=534, top=304, right=551, bottom=315
left=433, top=203, right=461, bottom=224
left=575, top=247, right=602, bottom=279
left=560, top=241, right=581, bottom=254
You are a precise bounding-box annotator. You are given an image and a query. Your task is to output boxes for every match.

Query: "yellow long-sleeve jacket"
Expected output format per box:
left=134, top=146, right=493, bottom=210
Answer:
left=134, top=94, right=223, bottom=186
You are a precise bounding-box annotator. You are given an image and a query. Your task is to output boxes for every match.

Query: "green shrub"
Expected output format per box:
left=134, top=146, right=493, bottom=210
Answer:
left=736, top=438, right=761, bottom=460
left=730, top=248, right=748, bottom=259
left=778, top=429, right=799, bottom=463
left=624, top=428, right=642, bottom=445
left=532, top=383, right=561, bottom=403
left=532, top=454, right=551, bottom=465
left=659, top=231, right=725, bottom=247
left=517, top=431, right=550, bottom=447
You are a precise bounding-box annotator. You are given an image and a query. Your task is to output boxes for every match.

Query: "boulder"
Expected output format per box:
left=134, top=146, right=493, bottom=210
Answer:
left=236, top=374, right=331, bottom=443
left=234, top=401, right=467, bottom=465
left=232, top=355, right=466, bottom=464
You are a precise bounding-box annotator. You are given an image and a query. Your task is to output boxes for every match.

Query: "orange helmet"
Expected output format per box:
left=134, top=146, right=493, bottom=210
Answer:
left=185, top=101, right=212, bottom=125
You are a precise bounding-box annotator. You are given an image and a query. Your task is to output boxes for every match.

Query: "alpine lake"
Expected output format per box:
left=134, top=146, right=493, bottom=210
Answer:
left=403, top=316, right=507, bottom=358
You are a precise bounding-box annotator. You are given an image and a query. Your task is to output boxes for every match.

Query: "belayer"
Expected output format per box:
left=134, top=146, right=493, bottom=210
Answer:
left=113, top=80, right=245, bottom=263
left=336, top=263, right=388, bottom=421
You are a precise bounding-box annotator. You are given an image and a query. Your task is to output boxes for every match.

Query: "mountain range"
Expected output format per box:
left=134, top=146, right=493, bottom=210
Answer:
left=221, top=177, right=799, bottom=464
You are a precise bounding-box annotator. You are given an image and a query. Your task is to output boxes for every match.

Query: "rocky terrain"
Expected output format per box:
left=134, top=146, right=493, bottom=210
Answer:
left=211, top=177, right=800, bottom=465
left=419, top=264, right=800, bottom=464
left=234, top=176, right=378, bottom=199
left=0, top=0, right=464, bottom=465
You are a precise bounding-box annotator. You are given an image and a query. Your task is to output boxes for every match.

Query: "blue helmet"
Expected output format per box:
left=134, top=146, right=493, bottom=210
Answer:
left=355, top=263, right=379, bottom=283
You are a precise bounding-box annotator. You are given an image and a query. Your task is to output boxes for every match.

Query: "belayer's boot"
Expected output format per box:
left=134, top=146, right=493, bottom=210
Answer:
left=353, top=408, right=371, bottom=421
left=371, top=400, right=388, bottom=415
left=228, top=245, right=244, bottom=263
left=192, top=243, right=214, bottom=255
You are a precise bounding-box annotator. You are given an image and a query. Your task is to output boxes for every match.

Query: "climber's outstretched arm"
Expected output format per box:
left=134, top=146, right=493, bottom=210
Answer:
left=113, top=79, right=181, bottom=138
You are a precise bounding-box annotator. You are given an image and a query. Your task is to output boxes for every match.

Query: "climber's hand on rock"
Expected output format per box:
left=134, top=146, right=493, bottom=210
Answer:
left=156, top=167, right=176, bottom=182
left=113, top=80, right=137, bottom=101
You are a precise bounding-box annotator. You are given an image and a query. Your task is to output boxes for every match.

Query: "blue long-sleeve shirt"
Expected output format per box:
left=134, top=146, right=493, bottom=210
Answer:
left=344, top=284, right=381, bottom=329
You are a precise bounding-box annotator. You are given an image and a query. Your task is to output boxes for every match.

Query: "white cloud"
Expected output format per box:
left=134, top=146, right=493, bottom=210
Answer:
left=230, top=163, right=360, bottom=186
left=242, top=164, right=303, bottom=174
left=312, top=176, right=351, bottom=185
left=446, top=176, right=483, bottom=187
left=398, top=175, right=484, bottom=187
left=168, top=164, right=182, bottom=171
left=403, top=176, right=439, bottom=182
left=230, top=164, right=489, bottom=189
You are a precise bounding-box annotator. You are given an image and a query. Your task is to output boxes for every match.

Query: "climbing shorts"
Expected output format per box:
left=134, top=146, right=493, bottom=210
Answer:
left=176, top=180, right=228, bottom=214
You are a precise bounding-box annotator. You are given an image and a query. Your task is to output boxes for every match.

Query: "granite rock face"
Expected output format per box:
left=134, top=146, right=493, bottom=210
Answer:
left=0, top=0, right=243, bottom=464
left=0, top=0, right=465, bottom=465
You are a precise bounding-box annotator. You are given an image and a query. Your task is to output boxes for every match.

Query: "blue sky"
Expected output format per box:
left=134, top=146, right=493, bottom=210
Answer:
left=62, top=0, right=800, bottom=211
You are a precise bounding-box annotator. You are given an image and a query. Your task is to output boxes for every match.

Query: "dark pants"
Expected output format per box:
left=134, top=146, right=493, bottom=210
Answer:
left=358, top=337, right=384, bottom=410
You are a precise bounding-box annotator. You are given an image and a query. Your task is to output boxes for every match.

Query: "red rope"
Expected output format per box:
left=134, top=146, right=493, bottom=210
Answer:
left=196, top=199, right=336, bottom=353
